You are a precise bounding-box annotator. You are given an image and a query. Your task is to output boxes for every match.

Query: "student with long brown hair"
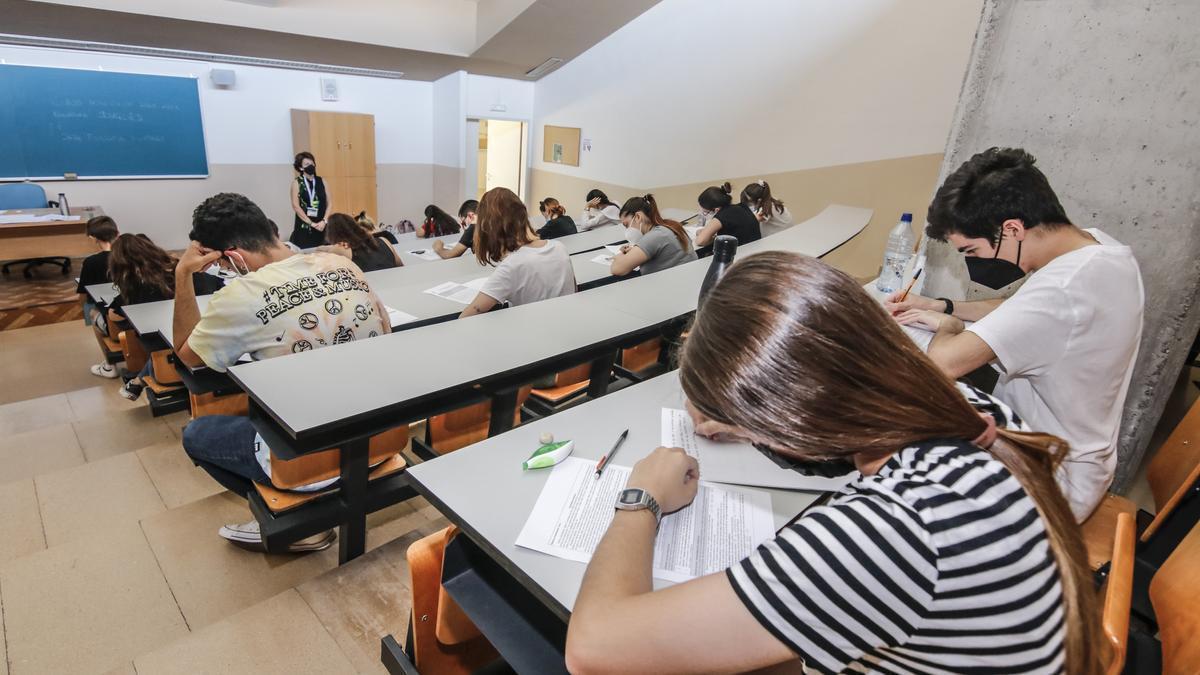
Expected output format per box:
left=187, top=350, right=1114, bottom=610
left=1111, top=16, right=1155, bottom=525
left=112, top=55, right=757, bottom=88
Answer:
left=320, top=213, right=402, bottom=272
left=536, top=197, right=578, bottom=240
left=740, top=179, right=792, bottom=231
left=418, top=204, right=461, bottom=238
left=611, top=194, right=696, bottom=276
left=567, top=251, right=1102, bottom=675
left=693, top=181, right=761, bottom=249
left=459, top=187, right=575, bottom=318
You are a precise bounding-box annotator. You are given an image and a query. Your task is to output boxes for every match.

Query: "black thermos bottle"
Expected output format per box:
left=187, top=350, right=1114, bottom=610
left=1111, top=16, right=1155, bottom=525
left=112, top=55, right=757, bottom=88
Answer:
left=698, top=235, right=738, bottom=307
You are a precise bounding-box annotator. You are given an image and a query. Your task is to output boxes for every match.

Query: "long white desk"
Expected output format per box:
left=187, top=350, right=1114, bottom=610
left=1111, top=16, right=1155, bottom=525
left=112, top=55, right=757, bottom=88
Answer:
left=406, top=371, right=822, bottom=617
left=231, top=205, right=872, bottom=440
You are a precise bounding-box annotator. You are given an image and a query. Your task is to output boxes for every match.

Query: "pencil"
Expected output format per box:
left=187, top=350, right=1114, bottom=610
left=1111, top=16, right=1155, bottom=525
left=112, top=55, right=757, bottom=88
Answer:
left=898, top=268, right=922, bottom=303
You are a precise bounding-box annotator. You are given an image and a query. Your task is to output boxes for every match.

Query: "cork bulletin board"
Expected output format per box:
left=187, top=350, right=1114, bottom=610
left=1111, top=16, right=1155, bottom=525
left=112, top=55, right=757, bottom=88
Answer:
left=543, top=125, right=581, bottom=167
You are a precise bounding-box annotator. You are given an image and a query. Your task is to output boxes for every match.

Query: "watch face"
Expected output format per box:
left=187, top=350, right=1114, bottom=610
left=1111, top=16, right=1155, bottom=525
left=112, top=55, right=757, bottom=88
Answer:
left=618, top=488, right=643, bottom=505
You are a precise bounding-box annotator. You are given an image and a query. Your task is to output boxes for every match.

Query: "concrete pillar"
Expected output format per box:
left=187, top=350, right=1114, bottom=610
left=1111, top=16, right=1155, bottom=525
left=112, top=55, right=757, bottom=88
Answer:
left=922, top=0, right=1200, bottom=491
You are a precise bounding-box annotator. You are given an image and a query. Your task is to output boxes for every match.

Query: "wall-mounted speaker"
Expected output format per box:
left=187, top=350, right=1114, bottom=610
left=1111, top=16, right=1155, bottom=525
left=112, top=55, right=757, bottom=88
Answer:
left=320, top=77, right=339, bottom=101
left=210, top=68, right=236, bottom=88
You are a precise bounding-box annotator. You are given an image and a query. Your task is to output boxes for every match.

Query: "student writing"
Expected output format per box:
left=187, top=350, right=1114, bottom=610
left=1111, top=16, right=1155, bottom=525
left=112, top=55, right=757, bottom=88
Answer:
left=888, top=147, right=1144, bottom=522
left=320, top=213, right=403, bottom=272
left=535, top=197, right=578, bottom=240
left=433, top=199, right=479, bottom=259
left=693, top=181, right=762, bottom=250
left=566, top=252, right=1101, bottom=675
left=459, top=187, right=576, bottom=318
left=610, top=194, right=696, bottom=277
left=579, top=189, right=621, bottom=231
left=740, top=179, right=792, bottom=231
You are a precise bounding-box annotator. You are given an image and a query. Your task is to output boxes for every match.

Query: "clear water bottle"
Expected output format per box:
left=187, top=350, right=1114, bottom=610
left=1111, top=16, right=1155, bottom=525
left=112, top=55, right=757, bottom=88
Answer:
left=699, top=235, right=738, bottom=307
left=876, top=213, right=915, bottom=294
left=57, top=193, right=70, bottom=217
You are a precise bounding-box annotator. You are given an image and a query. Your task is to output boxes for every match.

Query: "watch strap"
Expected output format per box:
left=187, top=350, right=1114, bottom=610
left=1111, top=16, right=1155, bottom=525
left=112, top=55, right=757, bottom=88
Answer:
left=938, top=297, right=955, bottom=315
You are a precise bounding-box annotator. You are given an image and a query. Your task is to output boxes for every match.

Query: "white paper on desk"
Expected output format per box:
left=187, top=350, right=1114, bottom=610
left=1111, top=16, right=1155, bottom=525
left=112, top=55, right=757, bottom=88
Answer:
left=515, top=457, right=774, bottom=583
left=590, top=253, right=613, bottom=266
left=384, top=306, right=418, bottom=326
left=406, top=249, right=441, bottom=261
left=661, top=408, right=852, bottom=492
left=901, top=325, right=935, bottom=352
left=684, top=225, right=702, bottom=240
left=0, top=214, right=74, bottom=224
left=604, top=245, right=624, bottom=255
left=423, top=277, right=488, bottom=304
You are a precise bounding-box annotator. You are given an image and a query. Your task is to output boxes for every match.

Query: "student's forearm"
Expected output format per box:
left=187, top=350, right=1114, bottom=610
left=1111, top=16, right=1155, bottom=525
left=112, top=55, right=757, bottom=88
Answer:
left=952, top=298, right=1003, bottom=322
left=573, top=511, right=657, bottom=622
left=172, top=272, right=201, bottom=353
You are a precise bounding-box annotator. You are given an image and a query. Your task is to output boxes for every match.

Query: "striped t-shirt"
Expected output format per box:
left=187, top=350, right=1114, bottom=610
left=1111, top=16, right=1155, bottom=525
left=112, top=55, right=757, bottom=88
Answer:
left=728, top=438, right=1065, bottom=673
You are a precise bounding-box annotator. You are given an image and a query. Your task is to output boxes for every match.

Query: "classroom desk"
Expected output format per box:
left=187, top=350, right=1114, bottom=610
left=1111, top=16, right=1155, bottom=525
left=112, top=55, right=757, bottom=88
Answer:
left=0, top=206, right=105, bottom=262
left=84, top=282, right=119, bottom=306
left=553, top=225, right=624, bottom=255
left=392, top=232, right=463, bottom=266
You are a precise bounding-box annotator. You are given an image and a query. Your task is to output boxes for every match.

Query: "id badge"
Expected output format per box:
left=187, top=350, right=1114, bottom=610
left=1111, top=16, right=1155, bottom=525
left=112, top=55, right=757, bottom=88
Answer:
left=306, top=206, right=319, bottom=218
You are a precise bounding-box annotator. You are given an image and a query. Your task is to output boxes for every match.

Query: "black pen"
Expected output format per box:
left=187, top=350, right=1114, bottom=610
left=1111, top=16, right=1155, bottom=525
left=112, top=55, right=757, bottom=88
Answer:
left=594, top=429, right=629, bottom=478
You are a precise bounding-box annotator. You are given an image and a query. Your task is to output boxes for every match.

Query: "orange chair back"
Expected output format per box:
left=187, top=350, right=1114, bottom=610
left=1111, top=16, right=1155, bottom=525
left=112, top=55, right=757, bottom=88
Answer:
left=1143, top=397, right=1200, bottom=541
left=620, top=338, right=662, bottom=373
left=407, top=526, right=498, bottom=674
left=119, top=331, right=149, bottom=374
left=429, top=386, right=532, bottom=455
left=270, top=424, right=409, bottom=489
left=1101, top=512, right=1135, bottom=675
left=1150, top=520, right=1200, bottom=673
left=553, top=362, right=591, bottom=388
left=150, top=349, right=182, bottom=386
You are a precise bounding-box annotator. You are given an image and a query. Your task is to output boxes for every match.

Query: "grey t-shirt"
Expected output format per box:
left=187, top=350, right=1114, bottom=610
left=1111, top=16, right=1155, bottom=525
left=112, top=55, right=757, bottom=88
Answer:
left=479, top=240, right=577, bottom=307
left=637, top=225, right=697, bottom=275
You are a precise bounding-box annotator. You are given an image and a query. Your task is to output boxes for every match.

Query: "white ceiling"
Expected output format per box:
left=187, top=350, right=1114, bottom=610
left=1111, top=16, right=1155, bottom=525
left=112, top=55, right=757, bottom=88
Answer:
left=29, top=0, right=537, bottom=56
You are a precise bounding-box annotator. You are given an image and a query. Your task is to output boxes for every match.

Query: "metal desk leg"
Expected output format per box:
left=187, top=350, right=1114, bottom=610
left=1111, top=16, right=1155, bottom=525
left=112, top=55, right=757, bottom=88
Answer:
left=586, top=350, right=617, bottom=398
left=338, top=437, right=370, bottom=564
left=488, top=386, right=521, bottom=436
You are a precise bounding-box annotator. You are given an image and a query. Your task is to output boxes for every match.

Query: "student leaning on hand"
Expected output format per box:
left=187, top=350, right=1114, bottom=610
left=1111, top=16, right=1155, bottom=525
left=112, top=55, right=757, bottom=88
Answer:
left=566, top=251, right=1102, bottom=675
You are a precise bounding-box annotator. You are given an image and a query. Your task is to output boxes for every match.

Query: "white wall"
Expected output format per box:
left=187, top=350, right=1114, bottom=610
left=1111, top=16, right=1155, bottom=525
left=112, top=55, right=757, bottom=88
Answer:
left=531, top=0, right=983, bottom=188
left=0, top=44, right=434, bottom=247
left=466, top=74, right=535, bottom=121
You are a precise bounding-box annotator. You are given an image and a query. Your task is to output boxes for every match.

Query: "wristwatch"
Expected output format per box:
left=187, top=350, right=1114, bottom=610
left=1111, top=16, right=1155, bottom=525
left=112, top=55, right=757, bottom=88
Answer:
left=938, top=297, right=955, bottom=316
left=615, top=488, right=662, bottom=525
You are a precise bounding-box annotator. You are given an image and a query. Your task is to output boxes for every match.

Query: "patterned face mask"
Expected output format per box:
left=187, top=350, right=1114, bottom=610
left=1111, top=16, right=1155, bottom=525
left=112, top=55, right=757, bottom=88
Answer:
left=751, top=442, right=857, bottom=478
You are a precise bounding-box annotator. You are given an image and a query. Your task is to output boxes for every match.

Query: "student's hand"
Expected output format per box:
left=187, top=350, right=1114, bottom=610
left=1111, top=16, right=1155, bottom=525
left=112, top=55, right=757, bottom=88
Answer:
left=896, top=308, right=964, bottom=335
left=619, top=244, right=631, bottom=254
left=627, top=447, right=700, bottom=514
left=587, top=197, right=601, bottom=209
left=685, top=400, right=751, bottom=443
left=433, top=240, right=445, bottom=252
left=756, top=211, right=768, bottom=223
left=884, top=292, right=943, bottom=316
left=177, top=241, right=223, bottom=276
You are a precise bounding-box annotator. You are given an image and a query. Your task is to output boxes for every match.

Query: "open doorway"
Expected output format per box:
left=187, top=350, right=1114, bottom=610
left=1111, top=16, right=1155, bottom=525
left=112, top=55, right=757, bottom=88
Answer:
left=466, top=119, right=528, bottom=202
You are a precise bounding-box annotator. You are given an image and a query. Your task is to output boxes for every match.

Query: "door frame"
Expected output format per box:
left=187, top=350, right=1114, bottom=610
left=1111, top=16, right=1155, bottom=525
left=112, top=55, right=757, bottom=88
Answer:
left=465, top=116, right=530, bottom=204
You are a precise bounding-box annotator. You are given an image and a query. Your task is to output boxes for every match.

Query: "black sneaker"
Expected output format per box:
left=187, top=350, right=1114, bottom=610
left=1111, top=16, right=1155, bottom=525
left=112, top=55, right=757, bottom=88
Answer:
left=120, top=380, right=145, bottom=401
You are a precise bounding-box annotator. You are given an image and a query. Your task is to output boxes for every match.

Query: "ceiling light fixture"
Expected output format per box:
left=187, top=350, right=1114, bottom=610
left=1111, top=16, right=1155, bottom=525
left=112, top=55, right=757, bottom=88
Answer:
left=525, top=57, right=563, bottom=79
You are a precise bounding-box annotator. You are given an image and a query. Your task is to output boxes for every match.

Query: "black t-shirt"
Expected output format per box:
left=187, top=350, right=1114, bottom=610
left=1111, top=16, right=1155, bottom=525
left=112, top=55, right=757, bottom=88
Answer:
left=352, top=243, right=399, bottom=272
left=537, top=215, right=578, bottom=240
left=76, top=251, right=111, bottom=294
left=458, top=223, right=476, bottom=250
left=713, top=203, right=762, bottom=244
left=373, top=231, right=399, bottom=245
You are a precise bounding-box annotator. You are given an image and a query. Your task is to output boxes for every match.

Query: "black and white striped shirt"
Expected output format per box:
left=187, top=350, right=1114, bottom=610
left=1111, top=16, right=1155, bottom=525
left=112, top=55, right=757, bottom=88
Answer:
left=728, top=437, right=1064, bottom=673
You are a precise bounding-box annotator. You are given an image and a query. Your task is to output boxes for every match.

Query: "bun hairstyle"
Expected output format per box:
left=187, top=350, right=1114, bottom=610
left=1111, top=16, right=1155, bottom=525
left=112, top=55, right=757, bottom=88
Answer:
left=293, top=151, right=315, bottom=172
left=539, top=197, right=566, bottom=219
left=619, top=193, right=691, bottom=253
left=697, top=182, right=734, bottom=211
left=740, top=179, right=785, bottom=217
left=354, top=211, right=377, bottom=231
left=585, top=189, right=616, bottom=209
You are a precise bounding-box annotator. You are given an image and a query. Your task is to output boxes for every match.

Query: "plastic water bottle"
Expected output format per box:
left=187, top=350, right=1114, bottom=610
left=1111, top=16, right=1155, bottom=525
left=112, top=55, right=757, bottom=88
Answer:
left=876, top=213, right=915, bottom=294
left=57, top=193, right=70, bottom=217
left=698, top=235, right=738, bottom=307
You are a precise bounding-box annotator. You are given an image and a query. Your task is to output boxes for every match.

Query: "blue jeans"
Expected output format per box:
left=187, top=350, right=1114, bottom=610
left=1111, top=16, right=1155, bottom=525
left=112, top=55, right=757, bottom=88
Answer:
left=182, top=415, right=271, bottom=499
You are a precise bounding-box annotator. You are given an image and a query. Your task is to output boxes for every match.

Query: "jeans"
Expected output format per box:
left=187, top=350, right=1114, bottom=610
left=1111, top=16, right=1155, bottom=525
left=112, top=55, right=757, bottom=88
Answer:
left=182, top=415, right=270, bottom=499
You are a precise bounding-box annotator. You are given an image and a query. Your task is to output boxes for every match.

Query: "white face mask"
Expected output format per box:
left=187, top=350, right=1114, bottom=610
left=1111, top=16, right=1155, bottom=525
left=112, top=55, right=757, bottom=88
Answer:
left=625, top=226, right=643, bottom=245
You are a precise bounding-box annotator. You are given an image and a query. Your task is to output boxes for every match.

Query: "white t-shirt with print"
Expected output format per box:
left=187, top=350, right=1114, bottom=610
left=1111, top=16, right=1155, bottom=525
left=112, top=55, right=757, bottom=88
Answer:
left=966, top=228, right=1144, bottom=520
left=479, top=240, right=576, bottom=307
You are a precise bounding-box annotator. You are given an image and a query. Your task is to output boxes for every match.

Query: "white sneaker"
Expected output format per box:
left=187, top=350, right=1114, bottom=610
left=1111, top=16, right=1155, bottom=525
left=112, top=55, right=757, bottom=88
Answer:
left=218, top=519, right=336, bottom=553
left=90, top=363, right=119, bottom=379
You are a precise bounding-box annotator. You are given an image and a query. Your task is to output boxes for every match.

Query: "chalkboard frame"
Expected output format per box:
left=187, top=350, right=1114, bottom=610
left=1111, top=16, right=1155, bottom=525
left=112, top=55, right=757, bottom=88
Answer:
left=0, top=63, right=210, bottom=182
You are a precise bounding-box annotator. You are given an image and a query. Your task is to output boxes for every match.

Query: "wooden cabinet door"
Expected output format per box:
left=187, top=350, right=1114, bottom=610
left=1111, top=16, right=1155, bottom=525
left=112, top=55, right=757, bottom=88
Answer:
left=310, top=111, right=347, bottom=178
left=340, top=113, right=376, bottom=177
left=342, top=176, right=378, bottom=221
left=322, top=176, right=346, bottom=216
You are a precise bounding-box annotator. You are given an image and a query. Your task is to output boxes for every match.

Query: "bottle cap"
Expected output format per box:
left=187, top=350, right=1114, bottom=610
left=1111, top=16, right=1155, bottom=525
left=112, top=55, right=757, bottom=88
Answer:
left=901, top=213, right=913, bottom=222
left=712, top=234, right=739, bottom=262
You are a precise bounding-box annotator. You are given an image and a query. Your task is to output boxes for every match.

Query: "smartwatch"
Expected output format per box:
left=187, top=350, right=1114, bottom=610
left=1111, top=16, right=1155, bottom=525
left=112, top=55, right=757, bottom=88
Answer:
left=938, top=297, right=955, bottom=316
left=615, top=488, right=662, bottom=525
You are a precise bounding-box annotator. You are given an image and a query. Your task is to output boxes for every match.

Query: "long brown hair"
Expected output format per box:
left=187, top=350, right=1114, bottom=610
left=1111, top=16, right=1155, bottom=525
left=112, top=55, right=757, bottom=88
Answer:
left=325, top=212, right=382, bottom=256
left=475, top=187, right=535, bottom=266
left=679, top=252, right=1102, bottom=675
left=423, top=205, right=461, bottom=237
left=740, top=180, right=785, bottom=217
left=620, top=194, right=691, bottom=253
left=108, top=233, right=176, bottom=300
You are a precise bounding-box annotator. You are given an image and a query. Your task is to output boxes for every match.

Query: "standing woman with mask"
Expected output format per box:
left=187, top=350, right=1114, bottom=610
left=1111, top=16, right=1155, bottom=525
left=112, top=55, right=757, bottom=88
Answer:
left=693, top=182, right=761, bottom=251
left=289, top=151, right=331, bottom=249
left=611, top=194, right=696, bottom=277
left=579, top=189, right=622, bottom=231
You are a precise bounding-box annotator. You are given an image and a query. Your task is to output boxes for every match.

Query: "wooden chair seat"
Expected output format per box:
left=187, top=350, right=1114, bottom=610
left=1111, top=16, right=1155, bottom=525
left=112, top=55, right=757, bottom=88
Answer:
left=406, top=526, right=498, bottom=674
left=1082, top=494, right=1138, bottom=570
left=529, top=379, right=590, bottom=404
left=143, top=375, right=184, bottom=396
left=1151, top=520, right=1200, bottom=673
left=253, top=453, right=407, bottom=514
left=150, top=349, right=182, bottom=386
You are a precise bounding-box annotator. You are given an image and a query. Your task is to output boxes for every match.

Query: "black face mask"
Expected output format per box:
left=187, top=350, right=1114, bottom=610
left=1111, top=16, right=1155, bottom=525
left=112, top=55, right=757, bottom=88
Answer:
left=966, top=238, right=1025, bottom=289
left=303, top=165, right=316, bottom=176
left=752, top=442, right=857, bottom=478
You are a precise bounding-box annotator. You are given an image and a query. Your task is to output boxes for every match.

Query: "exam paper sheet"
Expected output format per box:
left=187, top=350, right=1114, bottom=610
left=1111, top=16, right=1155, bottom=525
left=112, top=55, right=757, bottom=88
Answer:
left=423, top=277, right=488, bottom=304
left=661, top=408, right=852, bottom=492
left=590, top=253, right=613, bottom=266
left=406, top=249, right=442, bottom=262
left=515, top=457, right=774, bottom=583
left=384, top=306, right=418, bottom=326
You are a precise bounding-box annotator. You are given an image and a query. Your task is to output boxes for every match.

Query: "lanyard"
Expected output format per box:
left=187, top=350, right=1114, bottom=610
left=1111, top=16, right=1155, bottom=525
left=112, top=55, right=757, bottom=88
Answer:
left=302, top=176, right=317, bottom=204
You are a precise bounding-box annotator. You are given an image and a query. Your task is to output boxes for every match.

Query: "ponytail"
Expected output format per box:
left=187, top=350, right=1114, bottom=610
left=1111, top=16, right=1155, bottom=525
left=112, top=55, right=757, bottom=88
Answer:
left=698, top=182, right=733, bottom=211
left=740, top=179, right=785, bottom=217
left=620, top=194, right=691, bottom=253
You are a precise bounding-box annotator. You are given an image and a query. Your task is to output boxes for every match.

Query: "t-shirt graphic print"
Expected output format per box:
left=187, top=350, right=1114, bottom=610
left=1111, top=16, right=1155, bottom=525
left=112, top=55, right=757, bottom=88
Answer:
left=188, top=252, right=388, bottom=371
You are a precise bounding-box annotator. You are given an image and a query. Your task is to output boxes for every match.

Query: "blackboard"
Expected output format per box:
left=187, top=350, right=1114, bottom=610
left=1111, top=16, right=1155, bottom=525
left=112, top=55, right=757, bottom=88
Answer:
left=0, top=64, right=209, bottom=180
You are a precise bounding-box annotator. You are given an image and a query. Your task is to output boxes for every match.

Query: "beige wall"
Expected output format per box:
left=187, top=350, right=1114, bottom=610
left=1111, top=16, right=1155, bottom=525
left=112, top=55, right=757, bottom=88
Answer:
left=532, top=153, right=944, bottom=279
left=33, top=163, right=433, bottom=250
